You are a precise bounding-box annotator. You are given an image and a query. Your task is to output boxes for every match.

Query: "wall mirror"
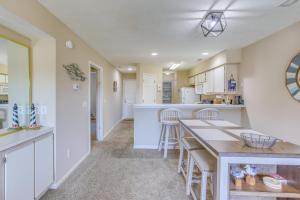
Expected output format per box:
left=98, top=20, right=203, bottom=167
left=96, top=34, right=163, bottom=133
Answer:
left=0, top=36, right=30, bottom=129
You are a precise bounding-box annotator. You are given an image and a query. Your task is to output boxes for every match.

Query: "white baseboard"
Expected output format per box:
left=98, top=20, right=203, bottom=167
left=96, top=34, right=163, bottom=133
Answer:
left=50, top=151, right=90, bottom=189
left=104, top=118, right=123, bottom=139
left=133, top=145, right=179, bottom=150
left=133, top=145, right=158, bottom=149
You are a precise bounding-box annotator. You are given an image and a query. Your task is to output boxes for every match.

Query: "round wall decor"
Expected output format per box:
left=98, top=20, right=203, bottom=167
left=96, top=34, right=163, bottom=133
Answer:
left=286, top=53, right=300, bottom=101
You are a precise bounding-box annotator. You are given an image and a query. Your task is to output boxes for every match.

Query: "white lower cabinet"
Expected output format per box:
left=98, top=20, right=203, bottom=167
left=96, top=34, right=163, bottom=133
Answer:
left=5, top=143, right=35, bottom=200
left=35, top=135, right=54, bottom=198
left=1, top=133, right=54, bottom=200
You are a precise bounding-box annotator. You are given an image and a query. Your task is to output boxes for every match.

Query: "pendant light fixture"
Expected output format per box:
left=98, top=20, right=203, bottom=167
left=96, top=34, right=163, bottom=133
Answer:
left=201, top=11, right=227, bottom=37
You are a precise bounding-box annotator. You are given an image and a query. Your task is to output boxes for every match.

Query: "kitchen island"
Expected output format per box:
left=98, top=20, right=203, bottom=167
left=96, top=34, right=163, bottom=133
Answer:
left=133, top=104, right=245, bottom=149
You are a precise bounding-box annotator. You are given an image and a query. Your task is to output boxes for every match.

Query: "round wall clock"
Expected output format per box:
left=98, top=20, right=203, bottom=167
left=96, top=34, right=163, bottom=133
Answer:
left=286, top=53, right=300, bottom=101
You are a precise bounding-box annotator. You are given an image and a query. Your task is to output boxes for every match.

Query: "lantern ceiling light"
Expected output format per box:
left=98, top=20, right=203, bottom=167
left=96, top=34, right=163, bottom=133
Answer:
left=201, top=11, right=227, bottom=37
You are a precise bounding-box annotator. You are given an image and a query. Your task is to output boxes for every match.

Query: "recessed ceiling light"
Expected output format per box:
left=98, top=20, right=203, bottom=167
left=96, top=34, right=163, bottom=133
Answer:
left=202, top=52, right=209, bottom=56
left=128, top=68, right=133, bottom=71
left=151, top=52, right=158, bottom=56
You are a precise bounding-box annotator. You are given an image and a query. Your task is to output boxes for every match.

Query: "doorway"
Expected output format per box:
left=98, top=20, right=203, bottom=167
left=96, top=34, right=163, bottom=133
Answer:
left=122, top=79, right=136, bottom=119
left=89, top=61, right=104, bottom=146
left=142, top=73, right=156, bottom=104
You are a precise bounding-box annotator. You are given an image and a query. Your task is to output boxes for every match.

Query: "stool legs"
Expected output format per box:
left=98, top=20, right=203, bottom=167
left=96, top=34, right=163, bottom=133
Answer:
left=186, top=156, right=195, bottom=195
left=177, top=140, right=184, bottom=173
left=158, top=125, right=165, bottom=151
left=163, top=125, right=170, bottom=158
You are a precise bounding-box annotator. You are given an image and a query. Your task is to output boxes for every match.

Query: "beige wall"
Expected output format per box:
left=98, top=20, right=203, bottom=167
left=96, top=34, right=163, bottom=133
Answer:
left=122, top=73, right=136, bottom=80
left=0, top=0, right=123, bottom=183
left=0, top=24, right=31, bottom=46
left=136, top=64, right=162, bottom=103
left=241, top=21, right=300, bottom=145
left=189, top=49, right=242, bottom=77
left=174, top=70, right=189, bottom=103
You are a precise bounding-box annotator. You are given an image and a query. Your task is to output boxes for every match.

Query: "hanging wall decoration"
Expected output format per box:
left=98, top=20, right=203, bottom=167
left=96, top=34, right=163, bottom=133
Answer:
left=286, top=53, right=300, bottom=101
left=63, top=63, right=86, bottom=81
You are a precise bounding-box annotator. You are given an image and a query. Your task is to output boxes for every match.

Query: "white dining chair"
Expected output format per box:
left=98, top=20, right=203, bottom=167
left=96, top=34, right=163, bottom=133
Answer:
left=195, top=108, right=220, bottom=120
left=158, top=108, right=181, bottom=158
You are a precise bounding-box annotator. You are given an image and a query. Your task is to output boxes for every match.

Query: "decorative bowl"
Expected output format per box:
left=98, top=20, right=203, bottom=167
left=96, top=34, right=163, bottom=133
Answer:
left=240, top=133, right=279, bottom=149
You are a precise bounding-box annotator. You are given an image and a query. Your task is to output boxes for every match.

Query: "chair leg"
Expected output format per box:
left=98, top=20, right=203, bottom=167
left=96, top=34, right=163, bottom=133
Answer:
left=163, top=125, right=170, bottom=158
left=201, top=171, right=208, bottom=200
left=186, top=157, right=195, bottom=195
left=158, top=124, right=165, bottom=151
left=177, top=139, right=184, bottom=173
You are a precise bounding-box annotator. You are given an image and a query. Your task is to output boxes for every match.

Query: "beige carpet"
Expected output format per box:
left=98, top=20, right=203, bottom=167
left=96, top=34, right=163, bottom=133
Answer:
left=41, top=120, right=191, bottom=200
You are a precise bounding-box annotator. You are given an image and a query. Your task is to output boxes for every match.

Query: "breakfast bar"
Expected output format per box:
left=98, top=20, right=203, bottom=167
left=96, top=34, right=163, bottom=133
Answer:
left=180, top=119, right=300, bottom=200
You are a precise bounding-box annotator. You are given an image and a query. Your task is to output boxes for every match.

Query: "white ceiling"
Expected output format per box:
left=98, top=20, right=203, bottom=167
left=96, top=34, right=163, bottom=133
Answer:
left=38, top=0, right=300, bottom=71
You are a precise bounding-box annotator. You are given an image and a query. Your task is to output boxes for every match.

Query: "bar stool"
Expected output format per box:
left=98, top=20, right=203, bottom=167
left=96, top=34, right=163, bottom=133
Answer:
left=158, top=108, right=181, bottom=158
left=195, top=108, right=220, bottom=120
left=177, top=137, right=204, bottom=180
left=186, top=150, right=216, bottom=200
left=177, top=108, right=220, bottom=179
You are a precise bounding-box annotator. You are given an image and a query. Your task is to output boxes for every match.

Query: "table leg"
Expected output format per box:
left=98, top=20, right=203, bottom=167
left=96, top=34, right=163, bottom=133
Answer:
left=216, top=157, right=230, bottom=200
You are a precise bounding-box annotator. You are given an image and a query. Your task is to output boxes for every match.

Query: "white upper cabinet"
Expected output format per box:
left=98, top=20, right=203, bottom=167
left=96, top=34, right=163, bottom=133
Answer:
left=203, top=70, right=214, bottom=94
left=194, top=64, right=238, bottom=95
left=213, top=66, right=225, bottom=93
left=195, top=73, right=206, bottom=85
left=188, top=76, right=195, bottom=85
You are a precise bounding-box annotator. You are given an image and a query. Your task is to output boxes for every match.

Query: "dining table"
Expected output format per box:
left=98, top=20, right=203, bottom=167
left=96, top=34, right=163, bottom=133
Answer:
left=179, top=119, right=300, bottom=200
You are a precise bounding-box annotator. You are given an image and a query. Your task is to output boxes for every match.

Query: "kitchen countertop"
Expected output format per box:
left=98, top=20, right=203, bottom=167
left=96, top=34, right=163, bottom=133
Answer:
left=134, top=103, right=245, bottom=109
left=0, top=127, right=53, bottom=152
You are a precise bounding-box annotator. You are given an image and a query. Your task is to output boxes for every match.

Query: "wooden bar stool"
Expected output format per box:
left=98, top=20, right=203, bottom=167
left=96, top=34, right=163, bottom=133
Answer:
left=158, top=108, right=181, bottom=158
left=195, top=108, right=220, bottom=120
left=186, top=150, right=216, bottom=200
left=177, top=137, right=203, bottom=180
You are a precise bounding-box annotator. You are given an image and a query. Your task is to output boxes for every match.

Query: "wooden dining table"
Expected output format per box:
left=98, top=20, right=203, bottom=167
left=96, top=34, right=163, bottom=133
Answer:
left=179, top=119, right=300, bottom=200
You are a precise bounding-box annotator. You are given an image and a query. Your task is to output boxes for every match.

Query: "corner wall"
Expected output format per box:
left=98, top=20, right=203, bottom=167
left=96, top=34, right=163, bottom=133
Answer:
left=241, top=21, right=300, bottom=145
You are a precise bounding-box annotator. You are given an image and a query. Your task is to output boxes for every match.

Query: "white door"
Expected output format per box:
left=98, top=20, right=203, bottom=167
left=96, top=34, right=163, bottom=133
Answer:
left=5, top=143, right=34, bottom=200
left=123, top=79, right=136, bottom=119
left=35, top=135, right=54, bottom=198
left=142, top=73, right=156, bottom=104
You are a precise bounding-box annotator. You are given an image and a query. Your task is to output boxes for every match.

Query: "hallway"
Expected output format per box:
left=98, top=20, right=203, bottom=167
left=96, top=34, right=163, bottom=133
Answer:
left=42, top=120, right=189, bottom=200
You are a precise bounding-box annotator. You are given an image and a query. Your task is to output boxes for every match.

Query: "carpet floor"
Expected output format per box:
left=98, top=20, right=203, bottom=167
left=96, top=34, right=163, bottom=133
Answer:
left=41, top=120, right=191, bottom=200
